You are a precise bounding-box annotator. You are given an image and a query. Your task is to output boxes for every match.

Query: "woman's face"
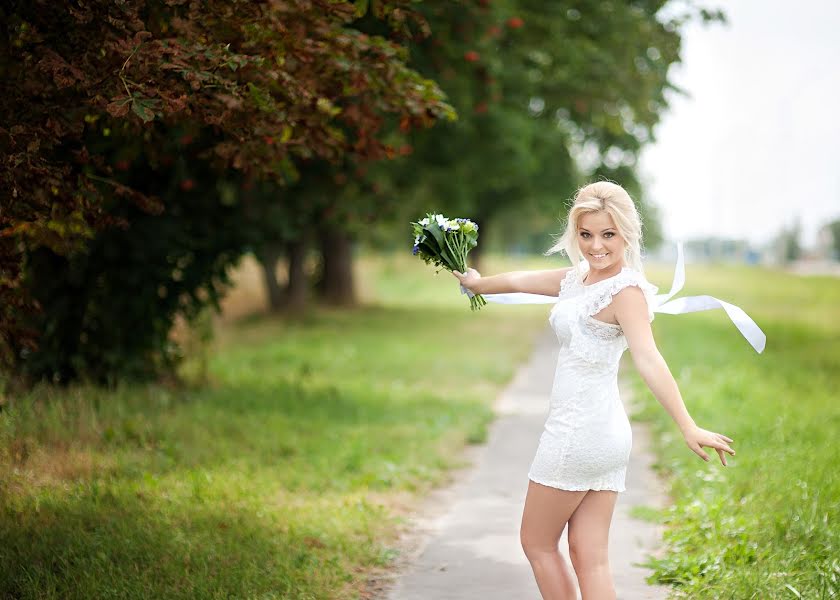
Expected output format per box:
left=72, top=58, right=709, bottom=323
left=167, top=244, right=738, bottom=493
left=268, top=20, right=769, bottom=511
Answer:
left=577, top=211, right=626, bottom=273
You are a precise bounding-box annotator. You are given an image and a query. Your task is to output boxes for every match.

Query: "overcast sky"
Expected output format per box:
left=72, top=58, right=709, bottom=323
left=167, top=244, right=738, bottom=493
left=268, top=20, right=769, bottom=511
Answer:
left=638, top=0, right=840, bottom=249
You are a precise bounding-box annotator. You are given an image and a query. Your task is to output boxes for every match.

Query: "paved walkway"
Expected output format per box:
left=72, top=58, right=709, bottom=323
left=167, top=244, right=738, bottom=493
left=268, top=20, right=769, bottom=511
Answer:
left=377, top=328, right=672, bottom=600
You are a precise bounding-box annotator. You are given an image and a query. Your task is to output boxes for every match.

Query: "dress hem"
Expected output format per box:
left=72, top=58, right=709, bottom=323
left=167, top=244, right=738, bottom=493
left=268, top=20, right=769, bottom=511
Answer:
left=527, top=473, right=626, bottom=493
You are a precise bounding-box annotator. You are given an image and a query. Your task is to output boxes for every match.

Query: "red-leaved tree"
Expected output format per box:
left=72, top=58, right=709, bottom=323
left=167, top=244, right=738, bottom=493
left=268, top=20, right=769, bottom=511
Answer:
left=0, top=0, right=454, bottom=375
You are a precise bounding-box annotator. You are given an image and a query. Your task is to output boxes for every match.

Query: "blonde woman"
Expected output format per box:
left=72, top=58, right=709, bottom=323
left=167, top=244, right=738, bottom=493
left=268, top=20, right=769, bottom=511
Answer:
left=452, top=181, right=736, bottom=599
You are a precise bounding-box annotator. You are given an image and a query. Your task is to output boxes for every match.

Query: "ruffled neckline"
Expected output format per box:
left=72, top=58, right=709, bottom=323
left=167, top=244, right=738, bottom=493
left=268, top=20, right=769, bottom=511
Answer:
left=559, top=264, right=658, bottom=298
left=581, top=266, right=633, bottom=288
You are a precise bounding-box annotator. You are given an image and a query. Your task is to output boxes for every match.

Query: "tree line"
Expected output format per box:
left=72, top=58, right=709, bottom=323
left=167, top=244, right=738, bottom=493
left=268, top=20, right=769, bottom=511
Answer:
left=0, top=0, right=724, bottom=387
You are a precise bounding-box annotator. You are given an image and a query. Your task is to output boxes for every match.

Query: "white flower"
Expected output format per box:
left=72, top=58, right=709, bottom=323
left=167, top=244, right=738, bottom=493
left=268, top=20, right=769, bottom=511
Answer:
left=446, top=220, right=460, bottom=231
left=435, top=214, right=447, bottom=228
left=419, top=217, right=430, bottom=226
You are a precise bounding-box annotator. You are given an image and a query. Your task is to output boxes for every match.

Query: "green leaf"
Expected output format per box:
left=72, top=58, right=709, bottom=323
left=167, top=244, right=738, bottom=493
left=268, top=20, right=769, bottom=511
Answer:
left=424, top=224, right=455, bottom=267
left=131, top=100, right=155, bottom=123
left=354, top=0, right=369, bottom=18
left=247, top=82, right=273, bottom=112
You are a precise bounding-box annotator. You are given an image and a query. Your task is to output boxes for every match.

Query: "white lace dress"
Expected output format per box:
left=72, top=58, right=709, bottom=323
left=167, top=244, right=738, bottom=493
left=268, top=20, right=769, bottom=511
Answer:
left=527, top=265, right=659, bottom=492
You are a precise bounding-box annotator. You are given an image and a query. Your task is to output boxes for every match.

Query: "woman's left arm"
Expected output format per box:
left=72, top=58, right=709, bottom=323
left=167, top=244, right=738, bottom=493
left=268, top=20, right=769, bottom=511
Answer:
left=613, top=286, right=736, bottom=466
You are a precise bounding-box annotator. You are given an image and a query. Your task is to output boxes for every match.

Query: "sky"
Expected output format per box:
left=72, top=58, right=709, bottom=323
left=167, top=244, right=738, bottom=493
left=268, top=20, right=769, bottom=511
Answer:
left=638, top=0, right=840, bottom=249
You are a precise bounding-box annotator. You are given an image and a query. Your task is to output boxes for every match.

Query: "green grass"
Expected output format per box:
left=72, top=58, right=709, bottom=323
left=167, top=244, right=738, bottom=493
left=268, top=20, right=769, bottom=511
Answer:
left=5, top=253, right=838, bottom=599
left=0, top=251, right=550, bottom=599
left=628, top=504, right=664, bottom=523
left=629, top=263, right=840, bottom=599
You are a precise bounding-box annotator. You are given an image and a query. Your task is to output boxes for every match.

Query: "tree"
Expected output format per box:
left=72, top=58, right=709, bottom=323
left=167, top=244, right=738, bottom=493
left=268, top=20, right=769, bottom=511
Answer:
left=826, top=219, right=840, bottom=260
left=781, top=219, right=802, bottom=263
left=1, top=0, right=454, bottom=383
left=386, top=1, right=722, bottom=266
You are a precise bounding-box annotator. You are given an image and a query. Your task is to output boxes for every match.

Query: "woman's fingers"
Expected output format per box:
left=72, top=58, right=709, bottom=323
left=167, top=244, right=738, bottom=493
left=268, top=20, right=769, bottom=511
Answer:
left=690, top=442, right=710, bottom=462
left=716, top=440, right=735, bottom=455
left=691, top=441, right=735, bottom=465
left=709, top=440, right=735, bottom=455
left=688, top=428, right=736, bottom=465
left=709, top=432, right=735, bottom=455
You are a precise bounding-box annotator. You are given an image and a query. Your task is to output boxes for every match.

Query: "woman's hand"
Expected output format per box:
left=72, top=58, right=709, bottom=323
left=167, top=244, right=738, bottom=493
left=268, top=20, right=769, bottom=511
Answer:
left=452, top=267, right=482, bottom=293
left=682, top=425, right=735, bottom=466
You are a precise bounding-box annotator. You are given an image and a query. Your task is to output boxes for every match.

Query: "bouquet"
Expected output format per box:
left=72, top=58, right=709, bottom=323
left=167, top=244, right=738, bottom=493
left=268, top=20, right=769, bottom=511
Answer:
left=411, top=212, right=487, bottom=311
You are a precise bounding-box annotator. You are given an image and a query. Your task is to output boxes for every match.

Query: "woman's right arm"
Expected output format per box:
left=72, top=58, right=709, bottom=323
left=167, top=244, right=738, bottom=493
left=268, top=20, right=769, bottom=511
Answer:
left=452, top=267, right=571, bottom=297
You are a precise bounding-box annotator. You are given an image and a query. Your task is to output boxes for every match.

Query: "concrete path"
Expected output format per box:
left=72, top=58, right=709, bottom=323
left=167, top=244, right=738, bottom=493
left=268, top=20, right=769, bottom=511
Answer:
left=377, top=328, right=672, bottom=600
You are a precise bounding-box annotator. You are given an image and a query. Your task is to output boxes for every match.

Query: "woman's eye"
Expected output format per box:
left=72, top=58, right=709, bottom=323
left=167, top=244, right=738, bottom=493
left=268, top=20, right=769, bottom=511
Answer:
left=580, top=232, right=589, bottom=238
left=604, top=232, right=614, bottom=238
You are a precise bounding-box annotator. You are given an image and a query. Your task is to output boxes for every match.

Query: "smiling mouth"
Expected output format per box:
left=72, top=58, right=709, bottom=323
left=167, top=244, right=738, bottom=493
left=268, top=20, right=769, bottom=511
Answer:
left=591, top=253, right=609, bottom=258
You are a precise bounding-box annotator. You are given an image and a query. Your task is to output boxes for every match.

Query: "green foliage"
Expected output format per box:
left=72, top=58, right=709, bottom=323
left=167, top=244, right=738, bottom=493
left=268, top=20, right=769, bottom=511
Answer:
left=776, top=219, right=803, bottom=263
left=0, top=0, right=454, bottom=378
left=829, top=219, right=840, bottom=259
left=1, top=0, right=719, bottom=385
left=385, top=0, right=718, bottom=249
left=628, top=264, right=840, bottom=598
left=16, top=130, right=262, bottom=386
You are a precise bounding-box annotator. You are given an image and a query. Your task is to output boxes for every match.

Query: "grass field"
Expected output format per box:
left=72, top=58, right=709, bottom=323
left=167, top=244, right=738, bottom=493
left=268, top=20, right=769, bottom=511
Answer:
left=0, top=251, right=550, bottom=599
left=629, top=263, right=840, bottom=599
left=2, top=252, right=837, bottom=599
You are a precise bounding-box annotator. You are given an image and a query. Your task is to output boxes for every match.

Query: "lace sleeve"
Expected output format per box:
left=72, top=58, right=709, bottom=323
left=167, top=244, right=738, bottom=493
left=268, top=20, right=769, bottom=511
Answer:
left=565, top=269, right=660, bottom=365
left=581, top=270, right=659, bottom=323
left=559, top=267, right=578, bottom=295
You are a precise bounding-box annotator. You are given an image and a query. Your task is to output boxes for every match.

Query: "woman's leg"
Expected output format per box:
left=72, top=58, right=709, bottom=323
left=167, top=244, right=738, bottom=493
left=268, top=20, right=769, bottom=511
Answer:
left=566, top=489, right=619, bottom=600
left=520, top=479, right=587, bottom=600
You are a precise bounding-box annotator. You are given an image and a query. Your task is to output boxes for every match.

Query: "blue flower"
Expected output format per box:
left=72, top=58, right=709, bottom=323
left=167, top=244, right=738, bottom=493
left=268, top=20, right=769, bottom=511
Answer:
left=412, top=244, right=419, bottom=255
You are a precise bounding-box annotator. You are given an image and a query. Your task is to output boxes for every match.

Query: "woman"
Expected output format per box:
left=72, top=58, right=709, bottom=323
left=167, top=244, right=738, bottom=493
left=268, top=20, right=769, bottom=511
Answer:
left=452, top=181, right=735, bottom=600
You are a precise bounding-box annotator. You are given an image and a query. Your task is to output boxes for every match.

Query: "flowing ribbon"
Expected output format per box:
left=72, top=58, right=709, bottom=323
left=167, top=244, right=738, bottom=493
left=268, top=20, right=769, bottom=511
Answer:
left=460, top=242, right=766, bottom=353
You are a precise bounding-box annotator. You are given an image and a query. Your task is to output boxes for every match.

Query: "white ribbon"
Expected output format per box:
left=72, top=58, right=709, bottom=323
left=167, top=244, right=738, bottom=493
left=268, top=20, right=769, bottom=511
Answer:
left=460, top=242, right=766, bottom=354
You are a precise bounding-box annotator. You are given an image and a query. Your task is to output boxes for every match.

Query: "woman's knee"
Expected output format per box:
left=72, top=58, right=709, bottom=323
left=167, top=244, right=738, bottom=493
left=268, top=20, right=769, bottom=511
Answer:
left=520, top=481, right=587, bottom=561
left=520, top=527, right=560, bottom=561
left=567, top=535, right=608, bottom=572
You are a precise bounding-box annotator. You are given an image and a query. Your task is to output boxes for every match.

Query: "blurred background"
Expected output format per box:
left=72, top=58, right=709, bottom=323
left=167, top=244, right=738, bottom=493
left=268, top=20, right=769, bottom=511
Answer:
left=640, top=0, right=840, bottom=271
left=1, top=2, right=838, bottom=599
left=3, top=0, right=839, bottom=387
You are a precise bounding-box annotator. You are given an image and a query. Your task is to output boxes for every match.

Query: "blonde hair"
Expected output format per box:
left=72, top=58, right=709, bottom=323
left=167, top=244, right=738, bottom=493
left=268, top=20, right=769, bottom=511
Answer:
left=545, top=181, right=645, bottom=280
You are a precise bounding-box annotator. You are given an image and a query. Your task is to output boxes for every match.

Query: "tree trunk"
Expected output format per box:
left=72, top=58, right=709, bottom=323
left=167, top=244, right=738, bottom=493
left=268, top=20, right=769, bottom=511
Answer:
left=317, top=224, right=356, bottom=306
left=284, top=233, right=309, bottom=312
left=258, top=241, right=285, bottom=312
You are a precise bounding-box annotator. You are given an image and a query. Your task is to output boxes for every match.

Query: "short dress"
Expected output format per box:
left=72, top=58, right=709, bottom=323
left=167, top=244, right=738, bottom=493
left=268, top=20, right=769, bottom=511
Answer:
left=527, top=265, right=659, bottom=492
